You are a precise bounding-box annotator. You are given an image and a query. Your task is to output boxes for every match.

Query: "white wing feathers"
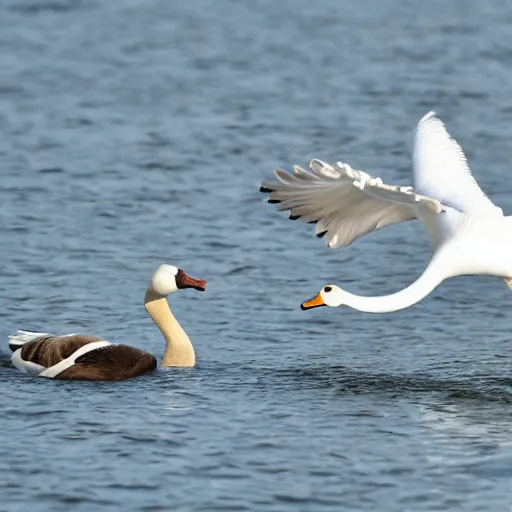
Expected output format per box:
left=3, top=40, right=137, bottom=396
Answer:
left=261, top=159, right=443, bottom=249
left=8, top=330, right=51, bottom=349
left=413, top=111, right=499, bottom=215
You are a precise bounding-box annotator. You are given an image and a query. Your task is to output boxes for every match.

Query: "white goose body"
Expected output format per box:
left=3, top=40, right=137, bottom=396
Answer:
left=261, top=112, right=512, bottom=313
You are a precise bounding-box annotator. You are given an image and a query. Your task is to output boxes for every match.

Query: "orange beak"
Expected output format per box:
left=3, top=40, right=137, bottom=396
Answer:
left=300, top=292, right=325, bottom=311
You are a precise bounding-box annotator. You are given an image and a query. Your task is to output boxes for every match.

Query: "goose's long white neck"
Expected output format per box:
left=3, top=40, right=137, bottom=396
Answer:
left=342, top=254, right=448, bottom=313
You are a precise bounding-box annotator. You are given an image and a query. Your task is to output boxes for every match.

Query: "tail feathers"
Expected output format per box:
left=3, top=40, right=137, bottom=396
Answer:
left=8, top=330, right=51, bottom=352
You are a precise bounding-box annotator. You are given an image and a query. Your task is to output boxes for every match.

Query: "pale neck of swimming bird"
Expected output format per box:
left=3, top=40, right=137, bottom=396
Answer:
left=144, top=289, right=195, bottom=367
left=342, top=255, right=447, bottom=313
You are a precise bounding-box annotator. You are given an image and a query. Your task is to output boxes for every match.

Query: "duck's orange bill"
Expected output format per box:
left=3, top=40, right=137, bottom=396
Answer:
left=300, top=293, right=325, bottom=310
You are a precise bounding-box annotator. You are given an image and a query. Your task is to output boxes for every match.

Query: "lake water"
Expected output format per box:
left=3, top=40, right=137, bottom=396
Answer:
left=2, top=0, right=512, bottom=510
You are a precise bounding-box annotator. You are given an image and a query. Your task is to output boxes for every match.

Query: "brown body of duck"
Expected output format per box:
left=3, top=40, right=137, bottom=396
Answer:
left=9, top=265, right=206, bottom=381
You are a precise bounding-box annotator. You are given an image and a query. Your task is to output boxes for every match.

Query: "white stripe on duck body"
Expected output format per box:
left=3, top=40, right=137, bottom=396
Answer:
left=9, top=264, right=206, bottom=381
left=261, top=111, right=512, bottom=313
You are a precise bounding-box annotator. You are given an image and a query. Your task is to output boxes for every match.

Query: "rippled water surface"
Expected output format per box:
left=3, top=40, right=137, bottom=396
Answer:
left=2, top=0, right=512, bottom=510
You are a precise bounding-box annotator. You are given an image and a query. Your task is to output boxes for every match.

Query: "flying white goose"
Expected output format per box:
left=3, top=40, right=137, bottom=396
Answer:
left=8, top=264, right=206, bottom=380
left=261, top=111, right=512, bottom=313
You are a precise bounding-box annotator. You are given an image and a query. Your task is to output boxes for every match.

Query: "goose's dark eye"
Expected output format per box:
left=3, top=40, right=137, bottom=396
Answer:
left=324, top=286, right=332, bottom=293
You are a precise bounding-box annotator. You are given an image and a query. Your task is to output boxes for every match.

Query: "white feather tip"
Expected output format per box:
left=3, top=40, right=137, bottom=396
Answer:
left=8, top=330, right=49, bottom=348
left=418, top=111, right=437, bottom=125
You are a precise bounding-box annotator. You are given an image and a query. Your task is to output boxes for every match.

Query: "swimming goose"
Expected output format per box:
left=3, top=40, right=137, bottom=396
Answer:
left=9, top=264, right=206, bottom=380
left=261, top=111, right=512, bottom=313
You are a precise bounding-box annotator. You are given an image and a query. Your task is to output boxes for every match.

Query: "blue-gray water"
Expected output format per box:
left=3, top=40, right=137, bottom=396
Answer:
left=2, top=0, right=512, bottom=510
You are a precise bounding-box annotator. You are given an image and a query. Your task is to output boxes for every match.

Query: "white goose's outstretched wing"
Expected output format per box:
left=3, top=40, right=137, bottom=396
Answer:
left=413, top=112, right=500, bottom=215
left=261, top=159, right=442, bottom=249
